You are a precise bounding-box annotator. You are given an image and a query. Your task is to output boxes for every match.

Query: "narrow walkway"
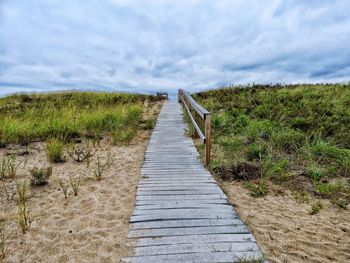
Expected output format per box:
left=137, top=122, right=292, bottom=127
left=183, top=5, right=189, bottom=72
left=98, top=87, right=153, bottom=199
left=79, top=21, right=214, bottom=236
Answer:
left=123, top=101, right=263, bottom=263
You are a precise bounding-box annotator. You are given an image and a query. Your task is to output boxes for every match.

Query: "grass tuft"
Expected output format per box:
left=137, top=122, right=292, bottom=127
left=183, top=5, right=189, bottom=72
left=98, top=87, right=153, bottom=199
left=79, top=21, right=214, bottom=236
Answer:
left=91, top=153, right=113, bottom=181
left=46, top=139, right=65, bottom=163
left=244, top=180, right=268, bottom=198
left=15, top=181, right=30, bottom=233
left=69, top=175, right=80, bottom=196
left=309, top=200, right=323, bottom=215
left=59, top=179, right=69, bottom=199
left=30, top=166, right=53, bottom=186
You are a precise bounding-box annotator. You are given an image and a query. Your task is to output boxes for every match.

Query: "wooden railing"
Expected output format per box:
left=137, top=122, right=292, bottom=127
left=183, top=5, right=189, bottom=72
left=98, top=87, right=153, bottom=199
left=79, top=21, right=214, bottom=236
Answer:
left=178, top=89, right=211, bottom=166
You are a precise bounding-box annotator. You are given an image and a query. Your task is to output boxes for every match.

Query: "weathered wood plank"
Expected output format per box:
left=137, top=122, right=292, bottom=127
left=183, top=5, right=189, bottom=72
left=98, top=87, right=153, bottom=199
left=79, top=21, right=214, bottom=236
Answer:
left=135, top=199, right=229, bottom=206
left=133, top=206, right=235, bottom=215
left=123, top=101, right=263, bottom=262
left=132, top=242, right=260, bottom=256
left=136, top=194, right=226, bottom=201
left=130, top=212, right=237, bottom=223
left=130, top=219, right=244, bottom=229
left=127, top=233, right=256, bottom=247
left=123, top=251, right=263, bottom=263
left=136, top=189, right=223, bottom=196
left=128, top=225, right=250, bottom=238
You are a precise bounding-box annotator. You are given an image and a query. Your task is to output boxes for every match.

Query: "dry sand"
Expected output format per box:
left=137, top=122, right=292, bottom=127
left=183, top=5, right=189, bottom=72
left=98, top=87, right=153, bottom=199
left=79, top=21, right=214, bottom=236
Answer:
left=0, top=132, right=151, bottom=263
left=220, top=180, right=350, bottom=263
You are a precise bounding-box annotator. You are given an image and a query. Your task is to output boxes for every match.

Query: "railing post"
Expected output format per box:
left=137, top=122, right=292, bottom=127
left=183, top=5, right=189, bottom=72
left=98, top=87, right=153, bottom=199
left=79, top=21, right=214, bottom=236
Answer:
left=205, top=114, right=211, bottom=166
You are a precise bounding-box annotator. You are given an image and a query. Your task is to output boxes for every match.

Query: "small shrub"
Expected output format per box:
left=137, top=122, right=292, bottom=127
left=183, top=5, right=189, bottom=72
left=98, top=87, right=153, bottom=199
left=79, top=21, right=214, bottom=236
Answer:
left=246, top=143, right=267, bottom=161
left=46, top=139, right=65, bottom=163
left=112, top=129, right=135, bottom=146
left=307, top=165, right=324, bottom=181
left=0, top=219, right=6, bottom=259
left=315, top=180, right=346, bottom=198
left=59, top=179, right=69, bottom=199
left=291, top=117, right=312, bottom=131
left=263, top=159, right=289, bottom=183
left=293, top=191, right=310, bottom=204
left=15, top=181, right=30, bottom=233
left=244, top=180, right=268, bottom=197
left=332, top=198, right=348, bottom=210
left=68, top=143, right=95, bottom=165
left=309, top=200, right=323, bottom=215
left=69, top=175, right=80, bottom=196
left=143, top=118, right=156, bottom=130
left=234, top=114, right=249, bottom=128
left=272, top=129, right=305, bottom=153
left=30, top=167, right=53, bottom=186
left=311, top=140, right=349, bottom=164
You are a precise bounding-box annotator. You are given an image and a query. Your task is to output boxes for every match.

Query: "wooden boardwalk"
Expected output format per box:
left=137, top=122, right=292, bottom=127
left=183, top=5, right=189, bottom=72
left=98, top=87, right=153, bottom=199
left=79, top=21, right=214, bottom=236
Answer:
left=123, top=101, right=264, bottom=263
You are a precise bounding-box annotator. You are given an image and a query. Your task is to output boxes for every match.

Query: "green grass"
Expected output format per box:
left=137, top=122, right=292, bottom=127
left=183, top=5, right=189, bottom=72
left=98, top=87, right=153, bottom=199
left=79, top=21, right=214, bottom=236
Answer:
left=0, top=92, right=163, bottom=144
left=309, top=200, right=323, bottom=215
left=46, top=139, right=65, bottom=163
left=193, top=84, right=350, bottom=206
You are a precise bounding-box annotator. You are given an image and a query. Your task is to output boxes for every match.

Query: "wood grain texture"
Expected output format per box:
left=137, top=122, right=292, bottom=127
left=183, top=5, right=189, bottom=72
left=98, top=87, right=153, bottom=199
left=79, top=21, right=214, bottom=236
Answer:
left=123, top=101, right=265, bottom=262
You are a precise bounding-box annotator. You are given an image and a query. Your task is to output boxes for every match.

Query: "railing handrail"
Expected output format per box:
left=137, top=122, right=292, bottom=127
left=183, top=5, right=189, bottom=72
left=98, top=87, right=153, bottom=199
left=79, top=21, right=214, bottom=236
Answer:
left=178, top=89, right=211, bottom=166
left=178, top=89, right=209, bottom=118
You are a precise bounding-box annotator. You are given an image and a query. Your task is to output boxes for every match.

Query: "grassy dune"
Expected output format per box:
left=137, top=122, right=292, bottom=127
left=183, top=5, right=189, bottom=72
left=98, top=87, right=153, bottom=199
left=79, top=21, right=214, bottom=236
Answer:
left=0, top=92, right=163, bottom=145
left=0, top=91, right=164, bottom=261
left=194, top=84, right=350, bottom=208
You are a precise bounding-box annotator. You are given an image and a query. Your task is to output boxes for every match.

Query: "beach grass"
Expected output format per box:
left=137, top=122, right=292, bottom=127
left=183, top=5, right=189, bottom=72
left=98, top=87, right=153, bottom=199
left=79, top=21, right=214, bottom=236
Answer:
left=0, top=92, right=164, bottom=144
left=193, top=84, right=350, bottom=207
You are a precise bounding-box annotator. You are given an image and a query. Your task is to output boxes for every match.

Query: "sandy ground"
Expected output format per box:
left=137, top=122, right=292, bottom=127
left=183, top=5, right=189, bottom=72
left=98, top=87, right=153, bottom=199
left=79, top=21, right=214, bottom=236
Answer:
left=219, top=180, right=350, bottom=263
left=0, top=131, right=151, bottom=263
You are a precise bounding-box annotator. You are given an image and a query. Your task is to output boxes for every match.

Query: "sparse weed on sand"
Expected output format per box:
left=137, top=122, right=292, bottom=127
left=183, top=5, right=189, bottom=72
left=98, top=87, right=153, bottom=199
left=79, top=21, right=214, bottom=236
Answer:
left=0, top=155, right=22, bottom=179
left=15, top=180, right=30, bottom=233
left=309, top=200, right=323, bottom=215
left=69, top=175, right=81, bottom=196
left=59, top=179, right=69, bottom=199
left=90, top=153, right=113, bottom=181
left=0, top=219, right=6, bottom=259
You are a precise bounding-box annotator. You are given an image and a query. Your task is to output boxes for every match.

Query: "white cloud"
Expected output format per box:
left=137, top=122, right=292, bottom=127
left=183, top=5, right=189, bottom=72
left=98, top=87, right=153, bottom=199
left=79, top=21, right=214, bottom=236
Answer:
left=0, top=0, right=349, bottom=97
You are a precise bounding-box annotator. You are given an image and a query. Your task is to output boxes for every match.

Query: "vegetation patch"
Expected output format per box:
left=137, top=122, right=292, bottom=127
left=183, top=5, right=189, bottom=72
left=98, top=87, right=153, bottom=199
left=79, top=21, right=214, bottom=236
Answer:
left=194, top=84, right=350, bottom=205
left=30, top=166, right=53, bottom=186
left=0, top=92, right=164, bottom=144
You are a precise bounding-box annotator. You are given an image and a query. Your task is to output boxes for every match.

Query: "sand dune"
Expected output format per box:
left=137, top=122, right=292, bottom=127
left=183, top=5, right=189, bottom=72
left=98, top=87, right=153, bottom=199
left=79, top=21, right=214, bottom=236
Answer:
left=1, top=132, right=150, bottom=263
left=221, top=180, right=350, bottom=263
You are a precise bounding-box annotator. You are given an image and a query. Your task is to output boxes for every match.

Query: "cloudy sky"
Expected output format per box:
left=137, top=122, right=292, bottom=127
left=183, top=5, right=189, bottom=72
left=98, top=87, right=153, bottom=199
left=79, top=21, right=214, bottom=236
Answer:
left=0, top=0, right=349, bottom=97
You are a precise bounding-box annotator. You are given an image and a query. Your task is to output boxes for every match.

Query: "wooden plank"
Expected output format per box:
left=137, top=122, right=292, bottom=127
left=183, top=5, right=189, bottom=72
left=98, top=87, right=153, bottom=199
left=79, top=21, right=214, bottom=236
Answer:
left=135, top=203, right=230, bottom=211
left=136, top=189, right=223, bottom=196
left=132, top=242, right=260, bottom=256
left=130, top=212, right=237, bottom=223
left=123, top=101, right=263, bottom=262
left=128, top=225, right=250, bottom=238
left=135, top=201, right=228, bottom=206
left=127, top=233, right=256, bottom=247
left=123, top=251, right=263, bottom=263
left=136, top=194, right=226, bottom=201
left=131, top=219, right=244, bottom=230
left=133, top=207, right=235, bottom=215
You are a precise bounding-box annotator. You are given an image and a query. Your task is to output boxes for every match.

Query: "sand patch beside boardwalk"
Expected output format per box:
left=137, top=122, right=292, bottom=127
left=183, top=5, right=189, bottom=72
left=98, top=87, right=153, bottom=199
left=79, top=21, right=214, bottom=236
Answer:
left=220, top=180, right=350, bottom=263
left=0, top=132, right=151, bottom=263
